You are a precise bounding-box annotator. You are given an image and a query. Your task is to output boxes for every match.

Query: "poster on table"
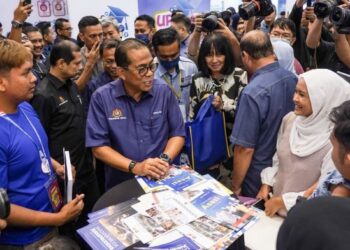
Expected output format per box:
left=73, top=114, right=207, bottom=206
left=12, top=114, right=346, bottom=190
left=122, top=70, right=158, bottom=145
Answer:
left=67, top=0, right=138, bottom=39
left=0, top=0, right=69, bottom=36
left=138, top=0, right=210, bottom=30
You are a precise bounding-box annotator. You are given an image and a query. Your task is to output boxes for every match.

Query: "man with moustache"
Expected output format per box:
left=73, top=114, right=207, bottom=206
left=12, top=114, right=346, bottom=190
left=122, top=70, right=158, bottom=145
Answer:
left=86, top=38, right=185, bottom=190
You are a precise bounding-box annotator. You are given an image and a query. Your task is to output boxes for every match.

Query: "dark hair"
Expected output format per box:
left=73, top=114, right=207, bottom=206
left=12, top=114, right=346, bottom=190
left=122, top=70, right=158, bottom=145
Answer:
left=54, top=18, right=69, bottom=33
left=330, top=100, right=350, bottom=152
left=197, top=33, right=235, bottom=77
left=99, top=38, right=120, bottom=57
left=50, top=40, right=80, bottom=66
left=240, top=30, right=274, bottom=60
left=135, top=15, right=155, bottom=29
left=116, top=38, right=149, bottom=68
left=36, top=21, right=51, bottom=36
left=152, top=27, right=180, bottom=52
left=23, top=26, right=40, bottom=35
left=78, top=16, right=100, bottom=33
left=171, top=9, right=184, bottom=17
left=171, top=14, right=191, bottom=33
left=270, top=18, right=296, bottom=37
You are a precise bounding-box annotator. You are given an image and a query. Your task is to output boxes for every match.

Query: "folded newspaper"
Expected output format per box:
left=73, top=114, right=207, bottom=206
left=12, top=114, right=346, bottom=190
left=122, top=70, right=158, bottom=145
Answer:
left=78, top=165, right=261, bottom=249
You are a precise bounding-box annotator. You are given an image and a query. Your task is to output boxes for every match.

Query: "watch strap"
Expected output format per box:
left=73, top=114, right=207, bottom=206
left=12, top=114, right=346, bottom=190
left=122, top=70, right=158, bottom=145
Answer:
left=128, top=160, right=137, bottom=173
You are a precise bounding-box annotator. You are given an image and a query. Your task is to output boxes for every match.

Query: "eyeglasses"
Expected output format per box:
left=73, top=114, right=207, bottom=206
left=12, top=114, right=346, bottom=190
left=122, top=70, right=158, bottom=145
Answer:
left=124, top=62, right=158, bottom=76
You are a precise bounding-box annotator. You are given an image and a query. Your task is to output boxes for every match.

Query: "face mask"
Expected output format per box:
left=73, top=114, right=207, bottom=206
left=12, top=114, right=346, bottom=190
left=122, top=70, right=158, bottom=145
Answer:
left=135, top=34, right=150, bottom=45
left=270, top=36, right=292, bottom=45
left=158, top=56, right=180, bottom=70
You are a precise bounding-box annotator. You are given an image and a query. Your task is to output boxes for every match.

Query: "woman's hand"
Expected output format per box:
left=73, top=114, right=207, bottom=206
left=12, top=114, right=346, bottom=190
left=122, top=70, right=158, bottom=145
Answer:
left=256, top=184, right=271, bottom=201
left=212, top=95, right=223, bottom=110
left=264, top=196, right=285, bottom=217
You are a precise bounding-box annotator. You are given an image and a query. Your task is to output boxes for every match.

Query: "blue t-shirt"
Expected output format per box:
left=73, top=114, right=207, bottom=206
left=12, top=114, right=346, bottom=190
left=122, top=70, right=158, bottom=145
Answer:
left=0, top=102, right=54, bottom=245
left=86, top=79, right=186, bottom=190
left=230, top=62, right=297, bottom=197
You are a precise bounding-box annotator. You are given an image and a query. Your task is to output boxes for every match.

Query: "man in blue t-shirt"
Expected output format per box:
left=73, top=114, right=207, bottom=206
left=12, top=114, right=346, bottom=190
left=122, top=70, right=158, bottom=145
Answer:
left=86, top=38, right=186, bottom=190
left=230, top=30, right=297, bottom=197
left=0, top=39, right=83, bottom=248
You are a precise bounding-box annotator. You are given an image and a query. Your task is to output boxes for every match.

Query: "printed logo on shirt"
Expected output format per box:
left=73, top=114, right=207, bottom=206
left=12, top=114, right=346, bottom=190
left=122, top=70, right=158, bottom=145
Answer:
left=153, top=111, right=162, bottom=115
left=58, top=96, right=68, bottom=106
left=109, top=108, right=126, bottom=120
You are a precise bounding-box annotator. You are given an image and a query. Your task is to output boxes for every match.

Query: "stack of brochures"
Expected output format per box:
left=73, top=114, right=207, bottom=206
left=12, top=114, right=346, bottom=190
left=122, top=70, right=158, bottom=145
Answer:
left=77, top=165, right=261, bottom=250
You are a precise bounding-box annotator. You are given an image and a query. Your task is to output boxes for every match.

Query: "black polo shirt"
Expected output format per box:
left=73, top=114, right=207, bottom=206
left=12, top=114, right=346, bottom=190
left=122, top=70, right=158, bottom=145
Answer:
left=31, top=73, right=94, bottom=183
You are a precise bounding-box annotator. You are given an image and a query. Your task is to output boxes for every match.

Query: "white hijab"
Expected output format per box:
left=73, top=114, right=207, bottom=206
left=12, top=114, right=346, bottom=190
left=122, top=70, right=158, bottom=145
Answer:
left=290, top=69, right=350, bottom=157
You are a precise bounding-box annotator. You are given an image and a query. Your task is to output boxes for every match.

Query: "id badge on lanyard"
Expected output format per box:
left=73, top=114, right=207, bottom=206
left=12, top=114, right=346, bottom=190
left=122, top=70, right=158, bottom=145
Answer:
left=45, top=175, right=63, bottom=212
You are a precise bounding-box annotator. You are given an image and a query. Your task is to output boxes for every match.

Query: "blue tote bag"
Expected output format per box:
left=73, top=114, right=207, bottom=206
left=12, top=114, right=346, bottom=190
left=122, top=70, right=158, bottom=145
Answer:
left=185, top=95, right=231, bottom=174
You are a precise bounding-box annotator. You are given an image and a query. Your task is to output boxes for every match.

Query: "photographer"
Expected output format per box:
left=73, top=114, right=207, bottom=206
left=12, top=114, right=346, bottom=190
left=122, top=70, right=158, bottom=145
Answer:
left=187, top=13, right=241, bottom=66
left=306, top=3, right=350, bottom=73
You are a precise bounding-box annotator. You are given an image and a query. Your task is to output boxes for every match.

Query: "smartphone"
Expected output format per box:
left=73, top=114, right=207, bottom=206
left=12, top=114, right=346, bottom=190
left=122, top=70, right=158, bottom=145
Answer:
left=252, top=199, right=265, bottom=210
left=307, top=0, right=312, bottom=7
left=23, top=0, right=31, bottom=5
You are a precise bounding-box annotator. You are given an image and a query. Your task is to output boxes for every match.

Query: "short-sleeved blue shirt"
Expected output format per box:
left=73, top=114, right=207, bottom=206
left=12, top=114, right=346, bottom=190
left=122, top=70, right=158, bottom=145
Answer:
left=230, top=62, right=297, bottom=197
left=86, top=79, right=186, bottom=190
left=0, top=102, right=54, bottom=245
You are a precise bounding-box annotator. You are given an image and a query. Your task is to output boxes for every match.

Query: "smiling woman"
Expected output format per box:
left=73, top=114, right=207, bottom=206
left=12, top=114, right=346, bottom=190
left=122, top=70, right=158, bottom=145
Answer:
left=258, top=69, right=350, bottom=217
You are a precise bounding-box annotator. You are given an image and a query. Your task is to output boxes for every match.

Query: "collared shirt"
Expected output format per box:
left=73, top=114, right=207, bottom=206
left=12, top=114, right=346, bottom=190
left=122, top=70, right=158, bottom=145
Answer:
left=84, top=71, right=114, bottom=115
left=153, top=56, right=198, bottom=121
left=86, top=79, right=186, bottom=190
left=31, top=73, right=94, bottom=181
left=180, top=35, right=190, bottom=58
left=230, top=62, right=297, bottom=197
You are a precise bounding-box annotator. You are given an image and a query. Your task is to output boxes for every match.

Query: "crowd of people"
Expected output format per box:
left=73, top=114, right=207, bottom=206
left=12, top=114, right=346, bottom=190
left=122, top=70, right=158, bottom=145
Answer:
left=1, top=0, right=350, bottom=248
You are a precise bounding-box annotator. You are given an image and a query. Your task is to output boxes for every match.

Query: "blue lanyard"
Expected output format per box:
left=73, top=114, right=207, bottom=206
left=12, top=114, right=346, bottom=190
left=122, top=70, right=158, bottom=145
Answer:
left=0, top=108, right=51, bottom=174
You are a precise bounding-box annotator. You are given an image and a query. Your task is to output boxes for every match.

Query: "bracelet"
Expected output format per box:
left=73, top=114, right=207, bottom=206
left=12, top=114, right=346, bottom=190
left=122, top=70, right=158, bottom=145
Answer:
left=128, top=160, right=137, bottom=173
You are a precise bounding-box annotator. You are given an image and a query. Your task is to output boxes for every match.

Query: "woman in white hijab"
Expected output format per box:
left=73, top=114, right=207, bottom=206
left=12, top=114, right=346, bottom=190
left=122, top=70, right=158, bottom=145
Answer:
left=256, top=69, right=350, bottom=217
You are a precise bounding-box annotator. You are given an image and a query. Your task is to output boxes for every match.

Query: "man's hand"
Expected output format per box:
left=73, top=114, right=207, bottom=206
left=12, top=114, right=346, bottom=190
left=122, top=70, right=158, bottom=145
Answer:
left=194, top=15, right=203, bottom=33
left=85, top=40, right=101, bottom=67
left=14, top=0, right=33, bottom=23
left=214, top=18, right=233, bottom=38
left=264, top=196, right=285, bottom=217
left=54, top=164, right=76, bottom=181
left=133, top=158, right=169, bottom=180
left=57, top=194, right=84, bottom=226
left=256, top=184, right=271, bottom=201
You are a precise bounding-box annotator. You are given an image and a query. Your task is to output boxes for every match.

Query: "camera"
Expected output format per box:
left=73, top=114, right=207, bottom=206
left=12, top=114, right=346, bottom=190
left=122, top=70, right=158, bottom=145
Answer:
left=314, top=0, right=341, bottom=19
left=238, top=0, right=275, bottom=20
left=0, top=189, right=10, bottom=219
left=202, top=11, right=222, bottom=32
left=330, top=6, right=350, bottom=34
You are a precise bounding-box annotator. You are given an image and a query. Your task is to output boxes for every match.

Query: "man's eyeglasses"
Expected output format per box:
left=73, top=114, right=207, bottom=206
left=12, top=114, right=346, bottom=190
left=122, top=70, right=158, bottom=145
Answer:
left=124, top=62, right=158, bottom=76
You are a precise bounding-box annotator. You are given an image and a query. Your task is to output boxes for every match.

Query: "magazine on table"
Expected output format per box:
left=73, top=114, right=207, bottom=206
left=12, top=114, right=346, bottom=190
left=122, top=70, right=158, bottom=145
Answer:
left=148, top=230, right=201, bottom=249
left=177, top=216, right=232, bottom=249
left=191, top=189, right=259, bottom=231
left=77, top=199, right=139, bottom=250
left=136, top=165, right=205, bottom=193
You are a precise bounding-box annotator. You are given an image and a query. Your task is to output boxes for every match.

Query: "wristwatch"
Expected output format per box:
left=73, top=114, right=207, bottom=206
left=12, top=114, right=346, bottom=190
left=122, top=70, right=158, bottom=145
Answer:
left=159, top=153, right=171, bottom=164
left=128, top=160, right=137, bottom=173
left=11, top=20, right=23, bottom=29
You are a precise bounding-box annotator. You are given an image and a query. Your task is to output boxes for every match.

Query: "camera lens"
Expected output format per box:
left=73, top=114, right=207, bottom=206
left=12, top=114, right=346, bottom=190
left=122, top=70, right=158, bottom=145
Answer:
left=238, top=2, right=259, bottom=20
left=331, top=7, right=350, bottom=26
left=202, top=14, right=218, bottom=32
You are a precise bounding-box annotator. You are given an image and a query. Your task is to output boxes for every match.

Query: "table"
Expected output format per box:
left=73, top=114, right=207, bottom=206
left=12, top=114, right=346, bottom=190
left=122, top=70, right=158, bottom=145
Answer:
left=92, top=178, right=245, bottom=250
left=245, top=213, right=284, bottom=250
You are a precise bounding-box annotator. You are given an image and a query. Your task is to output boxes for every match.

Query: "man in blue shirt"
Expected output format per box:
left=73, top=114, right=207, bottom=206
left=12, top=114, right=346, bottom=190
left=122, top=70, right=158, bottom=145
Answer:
left=86, top=38, right=186, bottom=190
left=0, top=39, right=83, bottom=248
left=230, top=30, right=297, bottom=197
left=152, top=27, right=198, bottom=121
left=170, top=14, right=192, bottom=58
